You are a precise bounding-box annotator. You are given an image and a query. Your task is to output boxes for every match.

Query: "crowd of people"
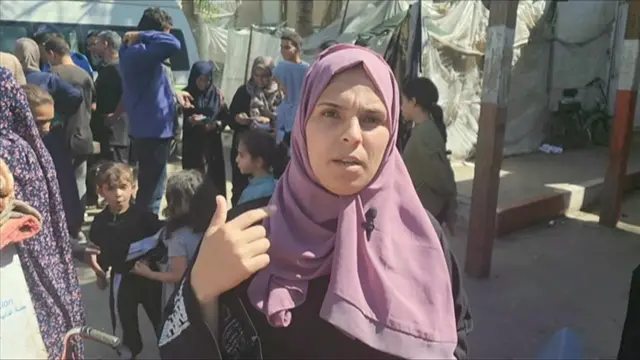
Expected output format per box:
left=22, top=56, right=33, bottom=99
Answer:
left=0, top=5, right=495, bottom=360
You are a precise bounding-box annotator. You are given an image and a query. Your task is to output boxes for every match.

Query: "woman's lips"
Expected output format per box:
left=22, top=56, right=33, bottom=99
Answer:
left=332, top=157, right=364, bottom=168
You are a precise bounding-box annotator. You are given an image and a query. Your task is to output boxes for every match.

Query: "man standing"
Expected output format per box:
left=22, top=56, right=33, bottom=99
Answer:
left=35, top=29, right=94, bottom=77
left=119, top=7, right=181, bottom=214
left=94, top=30, right=129, bottom=164
left=43, top=36, right=95, bottom=235
left=274, top=30, right=309, bottom=148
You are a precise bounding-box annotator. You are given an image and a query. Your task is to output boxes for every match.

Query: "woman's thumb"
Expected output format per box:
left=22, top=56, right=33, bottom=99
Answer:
left=209, top=195, right=228, bottom=231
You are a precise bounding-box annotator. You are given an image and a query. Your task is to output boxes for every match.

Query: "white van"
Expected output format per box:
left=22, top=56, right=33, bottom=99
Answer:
left=0, top=0, right=199, bottom=88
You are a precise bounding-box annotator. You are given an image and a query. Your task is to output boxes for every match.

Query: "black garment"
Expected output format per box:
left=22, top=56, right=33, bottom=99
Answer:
left=181, top=64, right=228, bottom=197
left=95, top=61, right=129, bottom=147
left=158, top=199, right=472, bottom=359
left=50, top=64, right=96, bottom=157
left=89, top=204, right=165, bottom=357
left=117, top=272, right=163, bottom=356
left=618, top=263, right=640, bottom=359
left=182, top=112, right=228, bottom=198
left=227, top=84, right=252, bottom=206
left=88, top=61, right=130, bottom=206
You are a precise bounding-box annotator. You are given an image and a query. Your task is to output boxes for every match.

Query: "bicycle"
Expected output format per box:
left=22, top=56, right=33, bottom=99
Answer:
left=60, top=326, right=131, bottom=360
left=546, top=77, right=611, bottom=149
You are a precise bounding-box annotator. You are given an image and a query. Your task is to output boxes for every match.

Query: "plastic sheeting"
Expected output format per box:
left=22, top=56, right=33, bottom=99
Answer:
left=302, top=0, right=410, bottom=54
left=549, top=1, right=617, bottom=112
left=420, top=0, right=552, bottom=159
left=219, top=27, right=284, bottom=100
left=206, top=0, right=618, bottom=159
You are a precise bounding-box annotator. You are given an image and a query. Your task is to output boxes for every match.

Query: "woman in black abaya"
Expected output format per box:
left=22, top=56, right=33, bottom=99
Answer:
left=181, top=61, right=227, bottom=197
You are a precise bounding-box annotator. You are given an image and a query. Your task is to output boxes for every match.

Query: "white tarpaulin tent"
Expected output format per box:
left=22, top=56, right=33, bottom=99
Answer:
left=202, top=0, right=620, bottom=159
left=216, top=1, right=412, bottom=109
left=419, top=0, right=552, bottom=159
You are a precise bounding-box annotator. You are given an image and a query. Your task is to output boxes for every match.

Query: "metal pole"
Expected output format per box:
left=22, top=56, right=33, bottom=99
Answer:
left=339, top=0, right=350, bottom=35
left=243, top=25, right=255, bottom=84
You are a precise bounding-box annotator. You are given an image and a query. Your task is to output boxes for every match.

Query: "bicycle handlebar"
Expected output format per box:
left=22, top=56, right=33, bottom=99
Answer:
left=62, top=326, right=132, bottom=360
left=78, top=326, right=121, bottom=348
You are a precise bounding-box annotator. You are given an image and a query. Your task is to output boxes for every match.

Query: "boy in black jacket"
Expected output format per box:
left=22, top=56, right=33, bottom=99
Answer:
left=89, top=162, right=165, bottom=358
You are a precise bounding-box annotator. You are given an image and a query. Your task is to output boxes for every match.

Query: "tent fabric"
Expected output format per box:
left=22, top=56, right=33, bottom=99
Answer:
left=198, top=0, right=619, bottom=159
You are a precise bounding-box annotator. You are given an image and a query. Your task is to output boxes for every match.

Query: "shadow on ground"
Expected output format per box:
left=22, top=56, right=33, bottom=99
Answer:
left=449, top=192, right=640, bottom=359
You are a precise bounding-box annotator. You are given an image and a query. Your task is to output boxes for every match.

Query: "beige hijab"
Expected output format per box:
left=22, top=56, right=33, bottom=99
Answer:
left=14, top=37, right=41, bottom=73
left=0, top=52, right=26, bottom=85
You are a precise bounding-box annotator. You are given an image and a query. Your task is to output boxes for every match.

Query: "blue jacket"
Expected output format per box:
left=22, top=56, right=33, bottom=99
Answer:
left=119, top=31, right=180, bottom=139
left=25, top=70, right=83, bottom=118
left=42, top=52, right=94, bottom=77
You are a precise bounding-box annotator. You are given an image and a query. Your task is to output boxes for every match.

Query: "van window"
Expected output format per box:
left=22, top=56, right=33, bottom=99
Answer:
left=0, top=21, right=190, bottom=71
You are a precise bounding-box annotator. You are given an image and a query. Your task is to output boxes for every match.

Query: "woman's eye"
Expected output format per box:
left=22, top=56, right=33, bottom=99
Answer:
left=321, top=109, right=339, bottom=118
left=362, top=115, right=383, bottom=125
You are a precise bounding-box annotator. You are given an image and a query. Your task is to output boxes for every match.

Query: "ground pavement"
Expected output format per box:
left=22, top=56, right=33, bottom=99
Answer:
left=453, top=191, right=640, bottom=359
left=76, top=191, right=639, bottom=359
left=76, top=129, right=640, bottom=358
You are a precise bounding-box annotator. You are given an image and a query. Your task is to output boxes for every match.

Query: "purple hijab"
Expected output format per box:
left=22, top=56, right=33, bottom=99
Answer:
left=247, top=45, right=457, bottom=358
left=0, top=67, right=85, bottom=359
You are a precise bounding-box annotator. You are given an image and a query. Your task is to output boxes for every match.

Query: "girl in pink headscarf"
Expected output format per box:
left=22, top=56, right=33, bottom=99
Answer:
left=158, top=45, right=472, bottom=359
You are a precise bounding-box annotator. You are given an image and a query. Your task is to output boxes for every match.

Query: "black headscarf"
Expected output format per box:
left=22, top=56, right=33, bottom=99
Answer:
left=184, top=60, right=222, bottom=119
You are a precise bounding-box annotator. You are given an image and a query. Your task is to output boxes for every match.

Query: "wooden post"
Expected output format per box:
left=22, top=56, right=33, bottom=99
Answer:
left=600, top=1, right=639, bottom=228
left=464, top=0, right=519, bottom=279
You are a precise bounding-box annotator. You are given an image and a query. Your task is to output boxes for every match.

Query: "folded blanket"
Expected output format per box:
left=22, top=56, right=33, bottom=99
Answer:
left=0, top=215, right=41, bottom=250
left=0, top=198, right=42, bottom=250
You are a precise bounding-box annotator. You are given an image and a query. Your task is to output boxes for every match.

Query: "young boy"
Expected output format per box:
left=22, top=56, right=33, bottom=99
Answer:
left=89, top=162, right=165, bottom=358
left=274, top=29, right=309, bottom=148
left=22, top=84, right=86, bottom=241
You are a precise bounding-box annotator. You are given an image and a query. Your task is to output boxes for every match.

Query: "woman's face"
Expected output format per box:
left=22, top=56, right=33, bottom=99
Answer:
left=196, top=74, right=212, bottom=91
left=305, top=67, right=390, bottom=196
left=400, top=93, right=417, bottom=122
left=252, top=66, right=271, bottom=88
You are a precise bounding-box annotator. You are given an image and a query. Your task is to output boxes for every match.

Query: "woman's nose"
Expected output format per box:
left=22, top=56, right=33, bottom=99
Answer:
left=341, top=117, right=363, bottom=144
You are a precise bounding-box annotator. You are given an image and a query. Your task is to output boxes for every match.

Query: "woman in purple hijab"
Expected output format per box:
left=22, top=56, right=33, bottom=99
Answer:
left=158, top=45, right=472, bottom=359
left=0, top=67, right=85, bottom=359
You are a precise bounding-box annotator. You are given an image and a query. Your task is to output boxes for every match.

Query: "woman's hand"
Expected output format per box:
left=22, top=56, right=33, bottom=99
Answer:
left=235, top=112, right=251, bottom=125
left=254, top=116, right=270, bottom=124
left=0, top=159, right=15, bottom=214
left=191, top=196, right=274, bottom=305
left=189, top=114, right=206, bottom=125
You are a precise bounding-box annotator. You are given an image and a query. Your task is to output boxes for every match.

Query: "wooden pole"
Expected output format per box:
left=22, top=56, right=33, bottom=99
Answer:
left=464, top=0, right=519, bottom=279
left=600, top=0, right=639, bottom=228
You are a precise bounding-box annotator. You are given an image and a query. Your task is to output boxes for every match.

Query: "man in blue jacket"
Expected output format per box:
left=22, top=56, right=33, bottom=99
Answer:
left=119, top=8, right=181, bottom=214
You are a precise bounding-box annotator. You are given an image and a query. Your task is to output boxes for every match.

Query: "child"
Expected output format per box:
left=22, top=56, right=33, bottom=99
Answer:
left=22, top=84, right=85, bottom=243
left=89, top=162, right=165, bottom=358
left=235, top=129, right=289, bottom=205
left=131, top=169, right=218, bottom=307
